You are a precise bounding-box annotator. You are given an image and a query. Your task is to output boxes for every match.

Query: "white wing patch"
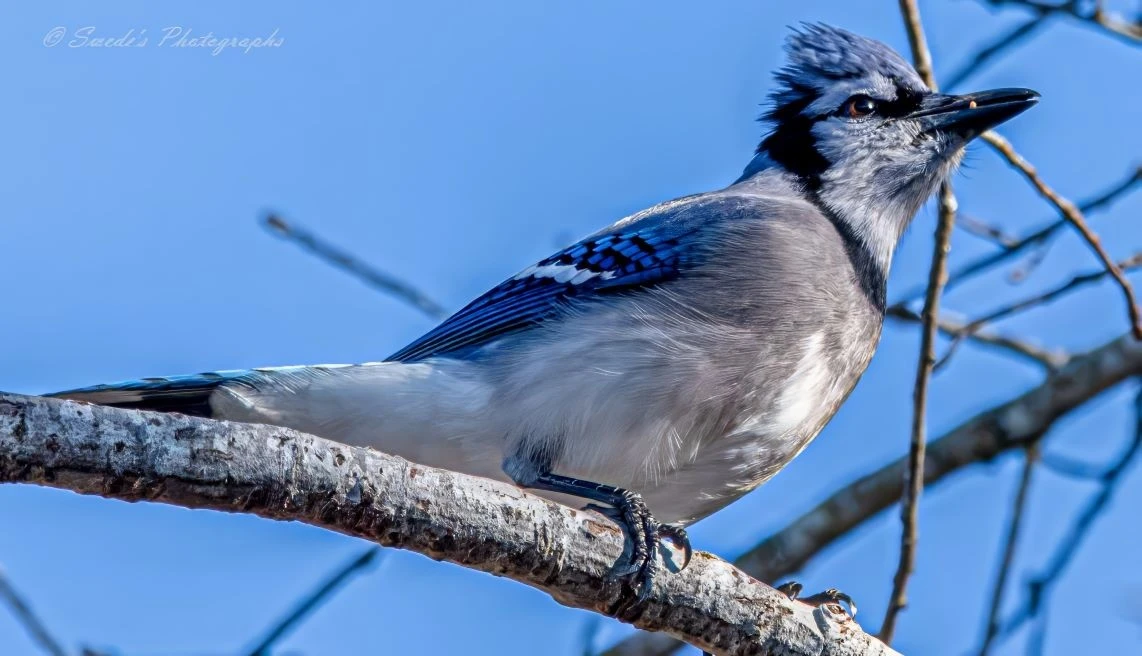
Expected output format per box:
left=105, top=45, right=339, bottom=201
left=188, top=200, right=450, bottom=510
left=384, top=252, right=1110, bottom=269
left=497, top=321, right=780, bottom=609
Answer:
left=513, top=263, right=616, bottom=284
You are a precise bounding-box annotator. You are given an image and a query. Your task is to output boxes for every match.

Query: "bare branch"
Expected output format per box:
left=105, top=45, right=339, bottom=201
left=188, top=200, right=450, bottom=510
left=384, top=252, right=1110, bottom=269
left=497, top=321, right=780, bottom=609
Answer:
left=888, top=305, right=1070, bottom=370
left=934, top=252, right=1142, bottom=369
left=1007, top=166, right=1142, bottom=283
left=897, top=0, right=936, bottom=87
left=263, top=213, right=448, bottom=320
left=981, top=132, right=1142, bottom=339
left=1039, top=452, right=1111, bottom=480
left=0, top=568, right=67, bottom=656
left=0, top=394, right=898, bottom=656
left=882, top=2, right=954, bottom=643
left=246, top=548, right=383, bottom=656
left=980, top=0, right=1142, bottom=43
left=983, top=253, right=1142, bottom=326
left=604, top=332, right=1142, bottom=656
left=977, top=445, right=1038, bottom=656
left=892, top=166, right=1141, bottom=305
left=884, top=181, right=956, bottom=643
left=993, top=382, right=1142, bottom=650
left=957, top=213, right=1023, bottom=249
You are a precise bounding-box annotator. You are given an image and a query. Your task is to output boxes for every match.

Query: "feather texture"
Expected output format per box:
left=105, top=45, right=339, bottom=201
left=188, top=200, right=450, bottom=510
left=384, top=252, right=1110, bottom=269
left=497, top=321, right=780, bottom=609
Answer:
left=388, top=227, right=696, bottom=362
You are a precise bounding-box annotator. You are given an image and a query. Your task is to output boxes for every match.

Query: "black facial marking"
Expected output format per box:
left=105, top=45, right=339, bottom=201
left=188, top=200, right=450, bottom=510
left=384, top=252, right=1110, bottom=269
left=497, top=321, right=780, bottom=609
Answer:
left=878, top=84, right=925, bottom=118
left=759, top=86, right=829, bottom=190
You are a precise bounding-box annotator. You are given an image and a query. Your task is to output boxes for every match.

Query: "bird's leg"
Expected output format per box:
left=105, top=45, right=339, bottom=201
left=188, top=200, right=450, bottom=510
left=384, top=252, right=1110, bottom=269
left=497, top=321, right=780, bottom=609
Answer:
left=776, top=581, right=857, bottom=618
left=525, top=471, right=692, bottom=601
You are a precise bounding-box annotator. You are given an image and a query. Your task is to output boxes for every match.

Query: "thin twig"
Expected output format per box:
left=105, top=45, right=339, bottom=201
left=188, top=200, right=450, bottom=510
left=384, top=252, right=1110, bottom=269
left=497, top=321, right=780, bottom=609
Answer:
left=992, top=382, right=1142, bottom=649
left=246, top=548, right=383, bottom=656
left=0, top=568, right=68, bottom=656
left=880, top=2, right=954, bottom=643
left=957, top=213, right=1022, bottom=249
left=579, top=616, right=604, bottom=656
left=263, top=213, right=448, bottom=320
left=934, top=252, right=1142, bottom=368
left=887, top=305, right=1070, bottom=370
left=1009, top=165, right=1142, bottom=282
left=981, top=0, right=1142, bottom=43
left=898, top=0, right=936, bottom=86
left=1007, top=242, right=1052, bottom=283
left=1040, top=452, right=1110, bottom=480
left=892, top=166, right=1141, bottom=304
left=883, top=183, right=956, bottom=643
left=981, top=132, right=1142, bottom=339
left=977, top=444, right=1038, bottom=656
left=945, top=15, right=1049, bottom=90
left=977, top=253, right=1142, bottom=326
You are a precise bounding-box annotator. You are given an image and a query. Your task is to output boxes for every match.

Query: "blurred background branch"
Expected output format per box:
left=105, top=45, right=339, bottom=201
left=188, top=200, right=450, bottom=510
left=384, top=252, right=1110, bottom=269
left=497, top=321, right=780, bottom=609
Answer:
left=993, top=383, right=1142, bottom=653
left=263, top=213, right=448, bottom=320
left=0, top=568, right=67, bottom=656
left=979, top=0, right=1142, bottom=43
left=977, top=444, right=1038, bottom=656
left=245, top=548, right=383, bottom=656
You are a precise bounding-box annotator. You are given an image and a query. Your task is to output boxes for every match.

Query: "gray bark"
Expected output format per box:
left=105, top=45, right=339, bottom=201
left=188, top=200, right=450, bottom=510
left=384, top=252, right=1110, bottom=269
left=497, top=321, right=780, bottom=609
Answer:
left=605, top=331, right=1142, bottom=655
left=0, top=393, right=898, bottom=656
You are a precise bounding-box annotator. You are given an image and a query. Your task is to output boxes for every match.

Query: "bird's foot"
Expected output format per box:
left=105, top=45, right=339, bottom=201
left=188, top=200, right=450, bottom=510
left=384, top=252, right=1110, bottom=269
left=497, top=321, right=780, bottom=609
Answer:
left=524, top=470, right=692, bottom=604
left=586, top=494, right=692, bottom=601
left=776, top=581, right=857, bottom=619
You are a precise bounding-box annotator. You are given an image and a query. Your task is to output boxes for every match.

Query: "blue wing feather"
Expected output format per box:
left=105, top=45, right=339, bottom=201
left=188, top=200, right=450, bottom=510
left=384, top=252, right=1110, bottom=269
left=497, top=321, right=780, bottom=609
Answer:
left=387, top=225, right=696, bottom=363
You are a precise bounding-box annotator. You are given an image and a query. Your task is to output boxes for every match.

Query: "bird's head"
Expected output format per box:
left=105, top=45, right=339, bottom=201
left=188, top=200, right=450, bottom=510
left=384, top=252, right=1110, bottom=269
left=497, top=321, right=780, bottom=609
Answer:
left=754, top=24, right=1038, bottom=270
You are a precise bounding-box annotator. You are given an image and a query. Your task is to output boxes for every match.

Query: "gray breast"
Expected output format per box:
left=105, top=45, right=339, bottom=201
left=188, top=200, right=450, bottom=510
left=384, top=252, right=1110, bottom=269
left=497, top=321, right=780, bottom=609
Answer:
left=632, top=193, right=883, bottom=523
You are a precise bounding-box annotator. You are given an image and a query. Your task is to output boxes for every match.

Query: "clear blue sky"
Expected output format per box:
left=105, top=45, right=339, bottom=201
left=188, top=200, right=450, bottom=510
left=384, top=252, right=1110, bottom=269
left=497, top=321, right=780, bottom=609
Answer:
left=2, top=2, right=1140, bottom=654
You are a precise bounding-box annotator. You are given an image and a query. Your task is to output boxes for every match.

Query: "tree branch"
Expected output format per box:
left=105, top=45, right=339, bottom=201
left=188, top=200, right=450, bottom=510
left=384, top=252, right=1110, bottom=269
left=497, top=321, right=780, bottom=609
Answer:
left=603, top=331, right=1142, bottom=656
left=993, top=382, right=1142, bottom=650
left=930, top=252, right=1142, bottom=370
left=0, top=568, right=68, bottom=656
left=0, top=394, right=898, bottom=656
left=891, top=165, right=1141, bottom=306
left=980, top=0, right=1142, bottom=43
left=263, top=213, right=448, bottom=320
left=245, top=547, right=383, bottom=656
left=882, top=1, right=954, bottom=642
left=887, top=305, right=1070, bottom=371
left=981, top=132, right=1142, bottom=339
left=976, top=444, right=1038, bottom=656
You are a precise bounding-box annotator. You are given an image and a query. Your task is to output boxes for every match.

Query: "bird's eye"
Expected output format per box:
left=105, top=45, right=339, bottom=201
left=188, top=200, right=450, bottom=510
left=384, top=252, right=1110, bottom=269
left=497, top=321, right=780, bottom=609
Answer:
left=844, top=95, right=878, bottom=119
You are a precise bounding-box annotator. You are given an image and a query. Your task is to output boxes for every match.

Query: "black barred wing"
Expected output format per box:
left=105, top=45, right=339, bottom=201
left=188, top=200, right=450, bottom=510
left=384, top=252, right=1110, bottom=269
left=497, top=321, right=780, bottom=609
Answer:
left=387, top=227, right=694, bottom=363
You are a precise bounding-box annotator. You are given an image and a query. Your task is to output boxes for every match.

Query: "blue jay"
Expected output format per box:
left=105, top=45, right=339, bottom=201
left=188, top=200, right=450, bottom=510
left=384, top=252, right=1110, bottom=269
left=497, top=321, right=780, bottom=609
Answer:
left=52, top=24, right=1037, bottom=599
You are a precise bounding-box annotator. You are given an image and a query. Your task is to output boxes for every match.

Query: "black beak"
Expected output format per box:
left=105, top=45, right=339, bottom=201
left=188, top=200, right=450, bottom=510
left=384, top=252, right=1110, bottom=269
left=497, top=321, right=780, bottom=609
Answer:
left=909, top=87, right=1040, bottom=139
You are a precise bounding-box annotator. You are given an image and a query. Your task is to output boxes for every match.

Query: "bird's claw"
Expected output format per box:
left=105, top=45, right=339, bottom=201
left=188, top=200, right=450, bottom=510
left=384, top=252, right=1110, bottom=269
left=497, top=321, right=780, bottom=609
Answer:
left=777, top=581, right=857, bottom=619
left=776, top=581, right=803, bottom=599
left=586, top=494, right=692, bottom=602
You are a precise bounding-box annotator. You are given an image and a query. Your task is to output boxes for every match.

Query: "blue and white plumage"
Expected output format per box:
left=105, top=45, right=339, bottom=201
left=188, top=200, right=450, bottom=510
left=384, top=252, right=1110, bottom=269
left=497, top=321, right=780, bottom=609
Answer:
left=52, top=24, right=1037, bottom=597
